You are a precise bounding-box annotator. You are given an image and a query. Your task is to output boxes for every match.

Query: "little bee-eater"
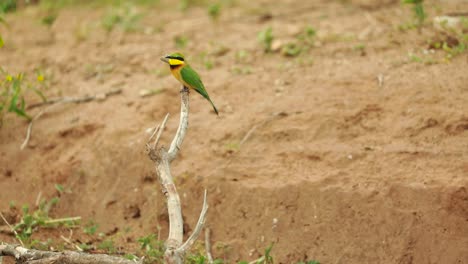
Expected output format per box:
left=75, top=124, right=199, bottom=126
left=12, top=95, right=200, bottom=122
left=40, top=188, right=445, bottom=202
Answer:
left=161, top=52, right=219, bottom=115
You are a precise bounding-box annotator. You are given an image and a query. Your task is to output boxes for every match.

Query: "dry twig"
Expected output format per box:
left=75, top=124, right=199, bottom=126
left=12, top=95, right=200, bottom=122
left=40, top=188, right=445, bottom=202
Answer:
left=0, top=244, right=138, bottom=264
left=0, top=212, right=23, bottom=247
left=204, top=227, right=214, bottom=264
left=21, top=88, right=122, bottom=150
left=27, top=88, right=122, bottom=109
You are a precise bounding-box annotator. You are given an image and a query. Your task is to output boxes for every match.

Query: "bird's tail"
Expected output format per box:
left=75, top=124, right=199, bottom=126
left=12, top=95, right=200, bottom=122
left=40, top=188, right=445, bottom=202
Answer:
left=209, top=99, right=219, bottom=115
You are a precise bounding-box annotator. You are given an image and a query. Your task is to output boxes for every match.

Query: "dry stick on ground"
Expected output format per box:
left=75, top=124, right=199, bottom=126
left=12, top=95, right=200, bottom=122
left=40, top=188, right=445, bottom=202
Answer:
left=27, top=88, right=122, bottom=109
left=20, top=88, right=122, bottom=150
left=0, top=244, right=137, bottom=264
left=146, top=86, right=209, bottom=264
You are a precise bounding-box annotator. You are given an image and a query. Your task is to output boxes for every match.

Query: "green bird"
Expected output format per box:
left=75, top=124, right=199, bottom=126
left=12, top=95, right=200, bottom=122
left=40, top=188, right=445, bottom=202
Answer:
left=160, top=52, right=219, bottom=115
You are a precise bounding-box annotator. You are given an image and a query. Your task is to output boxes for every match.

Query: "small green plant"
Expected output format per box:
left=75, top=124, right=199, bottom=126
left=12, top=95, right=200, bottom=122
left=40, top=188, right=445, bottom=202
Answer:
left=208, top=3, right=221, bottom=20
left=262, top=244, right=274, bottom=264
left=174, top=35, right=189, bottom=49
left=197, top=52, right=215, bottom=70
left=298, top=25, right=316, bottom=45
left=442, top=40, right=466, bottom=59
left=98, top=239, right=116, bottom=254
left=258, top=26, right=274, bottom=53
left=41, top=13, right=57, bottom=26
left=278, top=25, right=317, bottom=57
left=235, top=50, right=249, bottom=63
left=83, top=220, right=99, bottom=235
left=1, top=69, right=48, bottom=125
left=124, top=253, right=139, bottom=261
left=353, top=43, right=366, bottom=51
left=137, top=234, right=164, bottom=263
left=179, top=0, right=190, bottom=10
left=281, top=43, right=302, bottom=57
left=178, top=0, right=206, bottom=11
left=353, top=43, right=366, bottom=55
left=230, top=66, right=252, bottom=75
left=102, top=4, right=143, bottom=32
left=13, top=199, right=56, bottom=243
left=238, top=244, right=274, bottom=264
left=0, top=0, right=16, bottom=13
left=402, top=0, right=426, bottom=27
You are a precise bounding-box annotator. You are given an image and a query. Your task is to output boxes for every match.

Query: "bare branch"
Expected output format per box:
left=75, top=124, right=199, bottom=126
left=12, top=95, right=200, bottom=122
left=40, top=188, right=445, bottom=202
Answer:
left=0, top=244, right=139, bottom=264
left=147, top=124, right=160, bottom=145
left=168, top=87, right=189, bottom=162
left=205, top=228, right=214, bottom=264
left=44, top=216, right=81, bottom=225
left=21, top=103, right=58, bottom=150
left=27, top=88, right=122, bottom=109
left=153, top=113, right=170, bottom=149
left=177, top=190, right=209, bottom=253
left=21, top=88, right=122, bottom=150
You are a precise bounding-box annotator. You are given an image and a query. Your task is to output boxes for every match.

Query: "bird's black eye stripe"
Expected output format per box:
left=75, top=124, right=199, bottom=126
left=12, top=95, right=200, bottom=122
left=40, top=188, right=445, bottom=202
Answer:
left=167, top=56, right=184, bottom=61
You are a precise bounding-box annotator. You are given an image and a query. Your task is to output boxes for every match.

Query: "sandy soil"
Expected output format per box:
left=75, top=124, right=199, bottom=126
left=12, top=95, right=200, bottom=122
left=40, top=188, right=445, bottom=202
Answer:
left=1, top=0, right=467, bottom=263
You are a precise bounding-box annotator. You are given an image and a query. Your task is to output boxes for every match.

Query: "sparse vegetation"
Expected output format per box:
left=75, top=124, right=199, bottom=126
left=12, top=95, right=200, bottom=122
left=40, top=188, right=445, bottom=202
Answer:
left=102, top=3, right=144, bottom=32
left=83, top=220, right=99, bottom=235
left=137, top=234, right=165, bottom=263
left=208, top=2, right=221, bottom=20
left=0, top=70, right=48, bottom=125
left=13, top=197, right=80, bottom=246
left=174, top=35, right=189, bottom=49
left=402, top=0, right=426, bottom=27
left=258, top=26, right=274, bottom=53
left=0, top=0, right=16, bottom=13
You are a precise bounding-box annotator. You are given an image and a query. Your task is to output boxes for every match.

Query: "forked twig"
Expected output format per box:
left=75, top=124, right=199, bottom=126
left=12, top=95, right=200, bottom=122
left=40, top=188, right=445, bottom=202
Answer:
left=176, top=190, right=209, bottom=253
left=153, top=113, right=170, bottom=149
left=21, top=103, right=59, bottom=150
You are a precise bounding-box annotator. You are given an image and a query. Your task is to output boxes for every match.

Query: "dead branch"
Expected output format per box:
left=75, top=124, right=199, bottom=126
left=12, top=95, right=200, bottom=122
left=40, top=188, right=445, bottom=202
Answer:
left=176, top=190, right=208, bottom=254
left=0, top=244, right=138, bottom=264
left=27, top=88, right=122, bottom=109
left=21, top=88, right=122, bottom=150
left=204, top=228, right=213, bottom=264
left=146, top=86, right=209, bottom=264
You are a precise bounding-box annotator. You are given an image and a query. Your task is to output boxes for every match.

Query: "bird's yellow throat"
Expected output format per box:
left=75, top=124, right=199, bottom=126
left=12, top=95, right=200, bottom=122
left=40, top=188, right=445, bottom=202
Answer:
left=168, top=58, right=184, bottom=66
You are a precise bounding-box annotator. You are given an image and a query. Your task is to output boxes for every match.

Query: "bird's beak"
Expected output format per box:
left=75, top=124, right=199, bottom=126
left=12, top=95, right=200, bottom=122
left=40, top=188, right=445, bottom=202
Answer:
left=160, top=56, right=169, bottom=64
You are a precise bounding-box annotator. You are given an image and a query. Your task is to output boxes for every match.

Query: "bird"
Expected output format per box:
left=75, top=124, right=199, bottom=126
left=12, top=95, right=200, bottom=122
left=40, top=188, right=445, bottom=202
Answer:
left=160, top=52, right=219, bottom=115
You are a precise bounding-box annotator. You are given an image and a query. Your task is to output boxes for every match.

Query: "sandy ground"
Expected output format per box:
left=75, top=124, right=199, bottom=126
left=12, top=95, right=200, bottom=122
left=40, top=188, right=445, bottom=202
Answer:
left=1, top=0, right=467, bottom=263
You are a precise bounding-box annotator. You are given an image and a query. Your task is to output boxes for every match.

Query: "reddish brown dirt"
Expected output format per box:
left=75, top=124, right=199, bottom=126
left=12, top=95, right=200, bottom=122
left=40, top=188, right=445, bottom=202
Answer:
left=1, top=0, right=468, bottom=263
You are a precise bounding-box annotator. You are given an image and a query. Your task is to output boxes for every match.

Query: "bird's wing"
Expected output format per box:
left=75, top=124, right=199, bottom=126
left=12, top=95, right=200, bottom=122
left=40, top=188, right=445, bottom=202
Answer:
left=181, top=64, right=219, bottom=115
left=181, top=65, right=210, bottom=100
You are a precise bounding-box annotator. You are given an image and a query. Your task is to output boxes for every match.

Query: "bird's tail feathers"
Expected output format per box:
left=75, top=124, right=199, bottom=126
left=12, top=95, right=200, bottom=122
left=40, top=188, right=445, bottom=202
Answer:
left=209, top=99, right=219, bottom=115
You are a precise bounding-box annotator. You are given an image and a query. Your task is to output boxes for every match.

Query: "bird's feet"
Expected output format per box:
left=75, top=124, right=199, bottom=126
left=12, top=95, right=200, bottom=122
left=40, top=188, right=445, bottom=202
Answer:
left=180, top=86, right=189, bottom=93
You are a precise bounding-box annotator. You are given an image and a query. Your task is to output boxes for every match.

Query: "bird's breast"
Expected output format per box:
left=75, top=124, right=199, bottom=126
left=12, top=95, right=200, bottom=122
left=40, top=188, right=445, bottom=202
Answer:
left=170, top=65, right=184, bottom=84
